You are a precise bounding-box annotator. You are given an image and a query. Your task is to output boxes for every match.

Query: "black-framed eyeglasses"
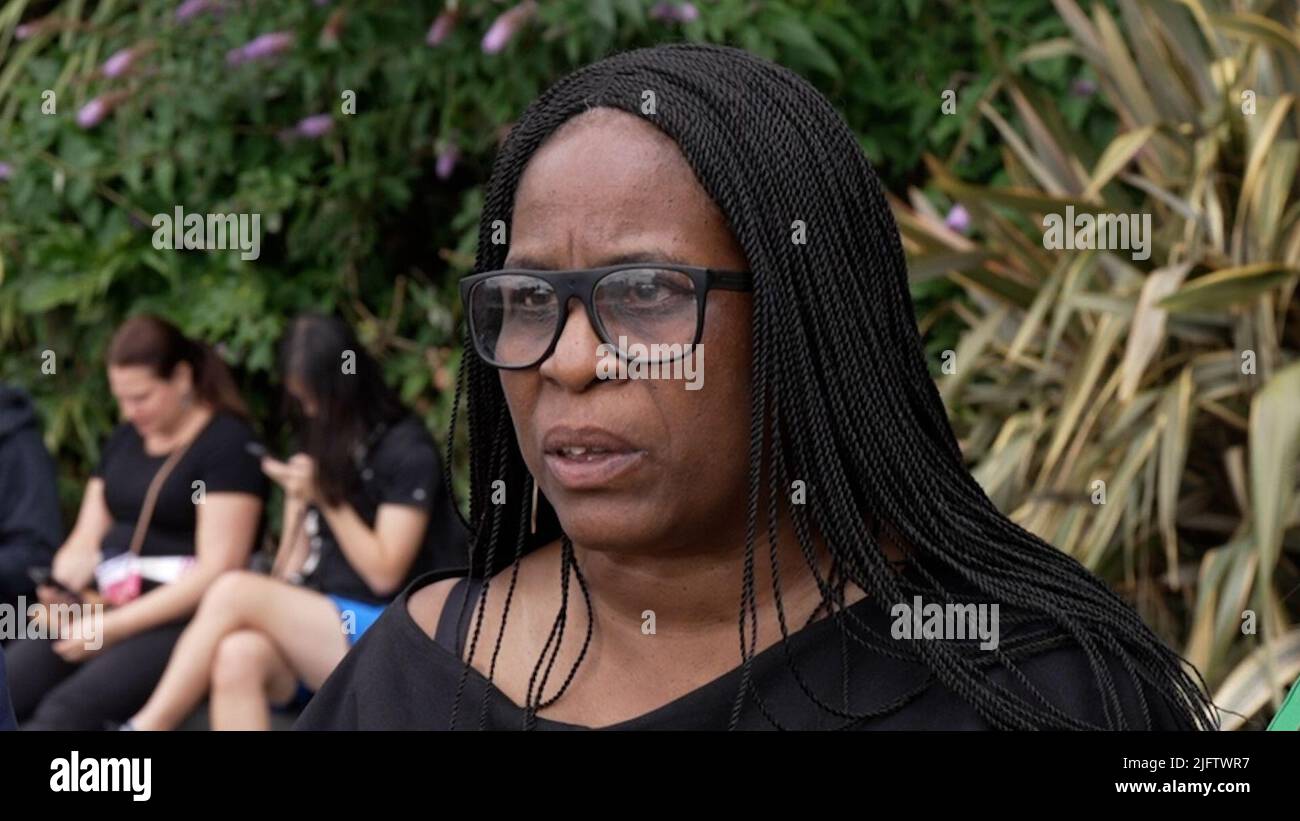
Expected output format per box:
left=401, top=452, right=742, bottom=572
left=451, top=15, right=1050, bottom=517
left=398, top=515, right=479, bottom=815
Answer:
left=459, top=263, right=753, bottom=369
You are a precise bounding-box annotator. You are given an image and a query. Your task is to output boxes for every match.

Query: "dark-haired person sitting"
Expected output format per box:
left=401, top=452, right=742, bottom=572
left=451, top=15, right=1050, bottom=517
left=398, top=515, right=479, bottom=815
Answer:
left=125, top=314, right=466, bottom=730
left=0, top=383, right=62, bottom=624
left=4, top=315, right=267, bottom=730
left=297, top=45, right=1216, bottom=731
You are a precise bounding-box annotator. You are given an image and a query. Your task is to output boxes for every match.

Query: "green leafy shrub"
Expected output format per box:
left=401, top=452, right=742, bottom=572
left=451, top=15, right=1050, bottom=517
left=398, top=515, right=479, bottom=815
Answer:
left=1, top=0, right=1075, bottom=512
left=898, top=0, right=1300, bottom=726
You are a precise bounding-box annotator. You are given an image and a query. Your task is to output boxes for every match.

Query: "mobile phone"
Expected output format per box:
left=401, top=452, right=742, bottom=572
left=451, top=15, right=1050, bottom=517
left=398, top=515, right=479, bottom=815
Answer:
left=246, top=442, right=277, bottom=461
left=28, top=566, right=78, bottom=597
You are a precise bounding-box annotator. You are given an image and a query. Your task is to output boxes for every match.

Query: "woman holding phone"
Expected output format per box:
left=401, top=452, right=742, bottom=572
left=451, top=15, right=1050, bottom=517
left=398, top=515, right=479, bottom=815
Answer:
left=123, top=313, right=466, bottom=730
left=4, top=315, right=267, bottom=730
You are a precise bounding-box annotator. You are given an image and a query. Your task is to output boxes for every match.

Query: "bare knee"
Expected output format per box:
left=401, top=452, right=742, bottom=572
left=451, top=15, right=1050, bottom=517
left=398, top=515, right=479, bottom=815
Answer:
left=199, top=569, right=262, bottom=618
left=211, top=630, right=277, bottom=693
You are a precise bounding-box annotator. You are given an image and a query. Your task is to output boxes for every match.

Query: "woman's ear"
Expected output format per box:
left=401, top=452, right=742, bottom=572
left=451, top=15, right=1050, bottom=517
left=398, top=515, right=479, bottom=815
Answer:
left=171, top=360, right=195, bottom=394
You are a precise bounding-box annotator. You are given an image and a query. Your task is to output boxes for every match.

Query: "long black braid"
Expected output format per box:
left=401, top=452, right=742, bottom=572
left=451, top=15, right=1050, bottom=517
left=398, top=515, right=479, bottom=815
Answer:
left=445, top=42, right=1218, bottom=730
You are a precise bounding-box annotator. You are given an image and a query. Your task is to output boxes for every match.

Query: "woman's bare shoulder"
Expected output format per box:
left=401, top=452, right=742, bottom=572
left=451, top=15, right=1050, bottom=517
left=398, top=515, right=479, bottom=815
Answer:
left=407, top=576, right=463, bottom=639
left=406, top=537, right=564, bottom=640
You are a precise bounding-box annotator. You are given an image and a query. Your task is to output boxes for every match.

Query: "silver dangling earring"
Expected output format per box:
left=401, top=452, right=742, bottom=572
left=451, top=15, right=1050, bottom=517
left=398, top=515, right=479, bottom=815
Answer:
left=530, top=478, right=539, bottom=536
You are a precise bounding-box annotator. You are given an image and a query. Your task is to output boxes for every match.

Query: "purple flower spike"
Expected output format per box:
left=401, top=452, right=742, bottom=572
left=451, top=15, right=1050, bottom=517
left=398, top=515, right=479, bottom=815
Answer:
left=227, top=31, right=295, bottom=66
left=296, top=114, right=333, bottom=138
left=650, top=2, right=698, bottom=23
left=76, top=97, right=111, bottom=129
left=102, top=47, right=137, bottom=78
left=175, top=0, right=219, bottom=23
left=0, top=162, right=14, bottom=181
left=1071, top=78, right=1097, bottom=98
left=426, top=11, right=456, bottom=46
left=436, top=145, right=460, bottom=180
left=944, top=204, right=970, bottom=234
left=482, top=2, right=536, bottom=55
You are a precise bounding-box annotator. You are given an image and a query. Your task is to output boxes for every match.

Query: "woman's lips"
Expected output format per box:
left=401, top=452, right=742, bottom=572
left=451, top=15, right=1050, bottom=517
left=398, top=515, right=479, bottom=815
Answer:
left=541, top=426, right=646, bottom=490
left=543, top=449, right=645, bottom=490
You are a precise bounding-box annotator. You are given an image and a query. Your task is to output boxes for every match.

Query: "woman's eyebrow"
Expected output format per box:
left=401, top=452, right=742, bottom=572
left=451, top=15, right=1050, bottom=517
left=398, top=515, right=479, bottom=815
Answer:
left=503, top=250, right=693, bottom=269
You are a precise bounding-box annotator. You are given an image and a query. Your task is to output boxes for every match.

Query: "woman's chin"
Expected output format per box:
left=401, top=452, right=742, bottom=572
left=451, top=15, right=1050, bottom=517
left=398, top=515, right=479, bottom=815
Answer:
left=553, top=500, right=664, bottom=554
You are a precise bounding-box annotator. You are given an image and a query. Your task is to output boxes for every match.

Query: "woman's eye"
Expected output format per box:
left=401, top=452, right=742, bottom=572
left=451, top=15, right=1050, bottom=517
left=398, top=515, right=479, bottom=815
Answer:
left=631, top=282, right=664, bottom=302
left=614, top=275, right=689, bottom=306
left=508, top=287, right=549, bottom=309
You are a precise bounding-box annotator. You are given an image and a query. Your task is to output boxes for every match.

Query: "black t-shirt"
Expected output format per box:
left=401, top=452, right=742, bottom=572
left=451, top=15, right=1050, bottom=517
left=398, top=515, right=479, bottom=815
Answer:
left=295, top=569, right=1197, bottom=730
left=299, top=416, right=468, bottom=605
left=94, top=412, right=268, bottom=560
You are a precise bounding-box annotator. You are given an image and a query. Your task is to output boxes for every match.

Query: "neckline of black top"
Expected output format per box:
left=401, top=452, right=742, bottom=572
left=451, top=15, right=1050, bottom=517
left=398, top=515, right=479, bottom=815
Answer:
left=394, top=568, right=898, bottom=731
left=138, top=408, right=218, bottom=458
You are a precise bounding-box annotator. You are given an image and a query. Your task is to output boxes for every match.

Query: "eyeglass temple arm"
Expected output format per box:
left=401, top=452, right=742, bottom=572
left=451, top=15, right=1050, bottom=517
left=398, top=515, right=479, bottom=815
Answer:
left=709, top=270, right=753, bottom=291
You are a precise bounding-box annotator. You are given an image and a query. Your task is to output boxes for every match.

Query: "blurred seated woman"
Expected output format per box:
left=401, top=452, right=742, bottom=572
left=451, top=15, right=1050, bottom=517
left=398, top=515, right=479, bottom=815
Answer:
left=5, top=315, right=267, bottom=730
left=125, top=313, right=467, bottom=730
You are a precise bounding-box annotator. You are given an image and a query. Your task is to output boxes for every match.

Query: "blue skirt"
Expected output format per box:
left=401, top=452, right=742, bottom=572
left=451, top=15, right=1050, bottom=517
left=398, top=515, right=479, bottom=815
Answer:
left=278, top=595, right=388, bottom=711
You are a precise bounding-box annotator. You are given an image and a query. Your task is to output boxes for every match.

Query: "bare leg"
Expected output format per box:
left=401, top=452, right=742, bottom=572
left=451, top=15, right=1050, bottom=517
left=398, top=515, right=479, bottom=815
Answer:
left=209, top=630, right=298, bottom=730
left=131, top=570, right=350, bottom=730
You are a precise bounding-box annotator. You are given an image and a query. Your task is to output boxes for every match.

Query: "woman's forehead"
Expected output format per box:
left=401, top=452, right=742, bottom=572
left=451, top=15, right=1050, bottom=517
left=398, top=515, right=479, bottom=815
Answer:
left=518, top=116, right=695, bottom=201
left=107, top=365, right=161, bottom=389
left=510, top=111, right=727, bottom=260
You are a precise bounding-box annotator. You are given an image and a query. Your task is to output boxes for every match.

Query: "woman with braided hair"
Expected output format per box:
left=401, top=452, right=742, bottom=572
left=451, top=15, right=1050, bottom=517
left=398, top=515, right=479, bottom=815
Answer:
left=296, top=43, right=1217, bottom=730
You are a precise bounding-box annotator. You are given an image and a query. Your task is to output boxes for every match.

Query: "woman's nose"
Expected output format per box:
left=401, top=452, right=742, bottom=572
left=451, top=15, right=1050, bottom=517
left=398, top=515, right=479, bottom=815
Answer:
left=537, top=297, right=605, bottom=390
